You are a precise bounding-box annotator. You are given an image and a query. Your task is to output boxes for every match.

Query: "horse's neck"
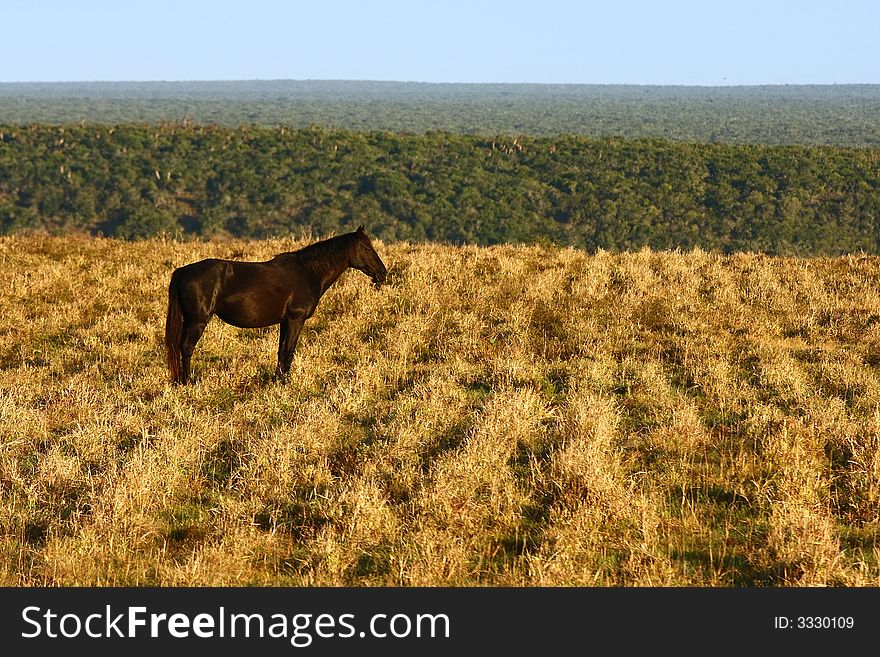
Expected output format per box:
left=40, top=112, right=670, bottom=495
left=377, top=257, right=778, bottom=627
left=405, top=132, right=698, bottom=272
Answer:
left=315, top=260, right=349, bottom=295
left=296, top=249, right=350, bottom=296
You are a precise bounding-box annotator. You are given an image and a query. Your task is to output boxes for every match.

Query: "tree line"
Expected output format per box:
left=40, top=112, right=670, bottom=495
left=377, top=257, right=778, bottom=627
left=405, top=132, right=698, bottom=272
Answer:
left=2, top=123, right=879, bottom=255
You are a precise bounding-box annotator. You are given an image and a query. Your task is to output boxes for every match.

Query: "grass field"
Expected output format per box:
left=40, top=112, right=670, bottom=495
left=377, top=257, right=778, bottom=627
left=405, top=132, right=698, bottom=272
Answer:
left=1, top=235, right=879, bottom=586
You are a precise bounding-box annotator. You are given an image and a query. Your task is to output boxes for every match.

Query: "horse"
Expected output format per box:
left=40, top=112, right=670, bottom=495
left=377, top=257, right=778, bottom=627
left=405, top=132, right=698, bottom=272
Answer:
left=164, top=225, right=387, bottom=385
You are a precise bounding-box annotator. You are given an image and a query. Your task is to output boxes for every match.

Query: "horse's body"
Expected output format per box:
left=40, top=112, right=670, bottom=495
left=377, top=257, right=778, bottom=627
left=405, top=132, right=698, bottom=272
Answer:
left=165, top=226, right=386, bottom=384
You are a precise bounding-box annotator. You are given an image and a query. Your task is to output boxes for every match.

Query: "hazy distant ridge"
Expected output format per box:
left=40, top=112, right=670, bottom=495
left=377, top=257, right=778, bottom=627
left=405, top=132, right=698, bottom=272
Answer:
left=2, top=80, right=879, bottom=145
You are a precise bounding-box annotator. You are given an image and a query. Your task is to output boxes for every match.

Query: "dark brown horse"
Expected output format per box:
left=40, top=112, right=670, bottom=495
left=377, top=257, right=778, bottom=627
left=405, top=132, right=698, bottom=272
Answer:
left=165, top=226, right=387, bottom=384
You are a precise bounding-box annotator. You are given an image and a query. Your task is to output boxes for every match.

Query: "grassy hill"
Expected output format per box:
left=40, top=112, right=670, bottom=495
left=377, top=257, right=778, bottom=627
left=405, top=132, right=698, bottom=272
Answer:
left=2, top=235, right=879, bottom=586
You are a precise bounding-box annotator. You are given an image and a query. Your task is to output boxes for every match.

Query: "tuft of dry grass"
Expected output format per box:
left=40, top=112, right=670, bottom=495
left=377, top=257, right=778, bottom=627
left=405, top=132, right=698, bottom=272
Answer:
left=1, top=235, right=880, bottom=586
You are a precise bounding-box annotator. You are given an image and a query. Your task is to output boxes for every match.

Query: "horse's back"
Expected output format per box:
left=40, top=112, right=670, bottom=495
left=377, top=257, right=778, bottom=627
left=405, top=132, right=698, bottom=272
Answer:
left=175, top=257, right=230, bottom=277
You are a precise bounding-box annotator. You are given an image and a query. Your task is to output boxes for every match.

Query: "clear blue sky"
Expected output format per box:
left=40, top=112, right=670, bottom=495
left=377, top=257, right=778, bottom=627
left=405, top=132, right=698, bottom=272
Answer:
left=2, top=0, right=878, bottom=85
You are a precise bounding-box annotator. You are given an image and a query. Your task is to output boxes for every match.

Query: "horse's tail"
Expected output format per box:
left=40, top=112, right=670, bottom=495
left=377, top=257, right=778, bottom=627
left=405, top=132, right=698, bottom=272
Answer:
left=165, top=269, right=184, bottom=384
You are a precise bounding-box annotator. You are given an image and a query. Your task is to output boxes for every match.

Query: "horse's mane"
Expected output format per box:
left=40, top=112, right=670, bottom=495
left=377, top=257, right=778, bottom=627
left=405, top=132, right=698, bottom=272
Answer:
left=283, top=232, right=357, bottom=274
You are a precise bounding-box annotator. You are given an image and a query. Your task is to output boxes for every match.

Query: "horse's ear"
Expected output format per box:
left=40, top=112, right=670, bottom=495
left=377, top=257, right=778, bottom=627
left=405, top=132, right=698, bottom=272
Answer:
left=357, top=225, right=365, bottom=234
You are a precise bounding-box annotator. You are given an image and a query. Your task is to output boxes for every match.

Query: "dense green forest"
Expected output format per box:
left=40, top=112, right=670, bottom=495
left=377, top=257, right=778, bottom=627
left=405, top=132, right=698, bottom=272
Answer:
left=2, top=123, right=879, bottom=254
left=2, top=81, right=880, bottom=146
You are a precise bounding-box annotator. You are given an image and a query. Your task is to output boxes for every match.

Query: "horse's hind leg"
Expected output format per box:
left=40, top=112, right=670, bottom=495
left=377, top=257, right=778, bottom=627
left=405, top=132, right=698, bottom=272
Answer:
left=276, top=316, right=305, bottom=380
left=181, top=318, right=209, bottom=384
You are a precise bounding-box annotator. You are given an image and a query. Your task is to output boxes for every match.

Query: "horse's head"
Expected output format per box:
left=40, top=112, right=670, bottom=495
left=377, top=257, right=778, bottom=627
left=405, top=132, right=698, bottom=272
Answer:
left=350, top=226, right=387, bottom=288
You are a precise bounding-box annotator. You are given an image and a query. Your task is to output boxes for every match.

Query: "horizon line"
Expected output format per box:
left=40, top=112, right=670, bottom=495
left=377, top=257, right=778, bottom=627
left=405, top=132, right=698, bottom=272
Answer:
left=1, top=78, right=879, bottom=88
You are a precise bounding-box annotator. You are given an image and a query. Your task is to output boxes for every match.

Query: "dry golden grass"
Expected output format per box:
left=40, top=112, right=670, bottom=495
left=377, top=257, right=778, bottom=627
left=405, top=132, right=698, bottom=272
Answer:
left=2, top=234, right=880, bottom=586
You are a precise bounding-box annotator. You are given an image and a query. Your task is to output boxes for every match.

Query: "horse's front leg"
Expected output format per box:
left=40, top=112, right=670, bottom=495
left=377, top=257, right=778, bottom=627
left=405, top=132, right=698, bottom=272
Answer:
left=276, top=316, right=305, bottom=380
